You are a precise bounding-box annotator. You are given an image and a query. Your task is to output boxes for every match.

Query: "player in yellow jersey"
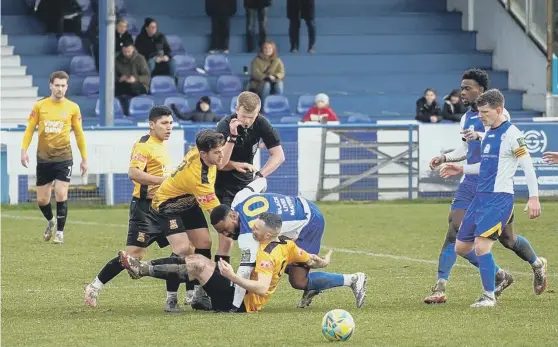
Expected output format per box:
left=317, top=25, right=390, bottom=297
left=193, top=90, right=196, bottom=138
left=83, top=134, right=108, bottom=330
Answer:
left=120, top=212, right=334, bottom=313
left=84, top=105, right=174, bottom=308
left=20, top=71, right=87, bottom=244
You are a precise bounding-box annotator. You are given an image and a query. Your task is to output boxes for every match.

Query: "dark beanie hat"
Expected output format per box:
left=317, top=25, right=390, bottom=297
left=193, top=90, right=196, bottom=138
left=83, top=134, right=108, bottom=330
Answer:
left=199, top=96, right=211, bottom=105
left=144, top=17, right=155, bottom=27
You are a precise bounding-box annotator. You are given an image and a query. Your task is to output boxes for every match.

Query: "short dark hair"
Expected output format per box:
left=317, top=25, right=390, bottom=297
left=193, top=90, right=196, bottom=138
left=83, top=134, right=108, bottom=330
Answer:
left=121, top=37, right=134, bottom=48
left=258, top=212, right=282, bottom=232
left=461, top=68, right=490, bottom=91
left=424, top=88, right=436, bottom=95
left=49, top=71, right=69, bottom=83
left=476, top=89, right=505, bottom=109
left=196, top=130, right=225, bottom=153
left=148, top=105, right=172, bottom=122
left=210, top=204, right=232, bottom=226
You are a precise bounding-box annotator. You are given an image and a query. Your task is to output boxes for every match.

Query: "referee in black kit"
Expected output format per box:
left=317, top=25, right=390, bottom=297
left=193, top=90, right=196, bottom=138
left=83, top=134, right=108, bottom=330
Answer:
left=214, top=91, right=285, bottom=262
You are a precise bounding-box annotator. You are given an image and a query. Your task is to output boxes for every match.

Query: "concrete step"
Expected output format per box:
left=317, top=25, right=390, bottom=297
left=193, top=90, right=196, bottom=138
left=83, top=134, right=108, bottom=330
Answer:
left=0, top=75, right=33, bottom=88
left=1, top=66, right=27, bottom=76
left=1, top=46, right=14, bottom=55
left=1, top=55, right=21, bottom=67
left=1, top=35, right=7, bottom=46
left=0, top=97, right=38, bottom=109
left=1, top=87, right=38, bottom=97
left=0, top=108, right=32, bottom=124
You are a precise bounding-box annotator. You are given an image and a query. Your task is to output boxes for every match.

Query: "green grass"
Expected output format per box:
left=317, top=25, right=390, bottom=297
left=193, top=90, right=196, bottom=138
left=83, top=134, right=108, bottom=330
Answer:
left=2, top=203, right=558, bottom=346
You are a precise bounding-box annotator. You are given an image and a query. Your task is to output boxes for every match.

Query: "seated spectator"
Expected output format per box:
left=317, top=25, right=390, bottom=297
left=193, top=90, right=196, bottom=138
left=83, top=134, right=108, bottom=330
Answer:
left=134, top=17, right=176, bottom=76
left=302, top=93, right=338, bottom=123
left=115, top=39, right=150, bottom=111
left=115, top=18, right=133, bottom=52
left=441, top=88, right=467, bottom=122
left=249, top=41, right=285, bottom=99
left=415, top=88, right=441, bottom=123
left=171, top=96, right=219, bottom=123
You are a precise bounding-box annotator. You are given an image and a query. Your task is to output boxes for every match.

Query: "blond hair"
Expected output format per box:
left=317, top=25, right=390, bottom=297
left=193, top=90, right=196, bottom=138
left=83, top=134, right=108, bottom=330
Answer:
left=237, top=91, right=261, bottom=113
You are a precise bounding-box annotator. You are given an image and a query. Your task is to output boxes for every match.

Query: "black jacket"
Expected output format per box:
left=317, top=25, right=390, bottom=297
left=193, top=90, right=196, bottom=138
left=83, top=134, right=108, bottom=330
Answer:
left=171, top=102, right=219, bottom=123
left=287, top=0, right=315, bottom=20
left=244, top=0, right=271, bottom=9
left=206, top=0, right=237, bottom=17
left=134, top=29, right=172, bottom=60
left=115, top=30, right=133, bottom=52
left=440, top=96, right=467, bottom=122
left=415, top=97, right=441, bottom=123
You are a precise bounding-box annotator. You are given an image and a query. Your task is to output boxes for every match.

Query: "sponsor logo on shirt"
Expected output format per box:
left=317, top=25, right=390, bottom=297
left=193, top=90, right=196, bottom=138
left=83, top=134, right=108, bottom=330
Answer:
left=197, top=193, right=216, bottom=204
left=259, top=260, right=273, bottom=269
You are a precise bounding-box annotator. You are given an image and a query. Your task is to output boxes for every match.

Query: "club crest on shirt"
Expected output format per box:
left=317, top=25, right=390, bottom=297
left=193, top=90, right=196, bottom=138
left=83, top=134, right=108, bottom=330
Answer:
left=169, top=219, right=178, bottom=229
left=517, top=137, right=527, bottom=147
left=259, top=260, right=273, bottom=269
left=137, top=232, right=146, bottom=243
left=61, top=112, right=68, bottom=120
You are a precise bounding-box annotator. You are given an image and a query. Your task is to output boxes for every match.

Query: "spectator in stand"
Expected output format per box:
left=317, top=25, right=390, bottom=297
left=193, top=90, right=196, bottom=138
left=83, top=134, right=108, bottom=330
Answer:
left=115, top=39, right=150, bottom=113
left=249, top=41, right=285, bottom=99
left=35, top=0, right=83, bottom=37
left=286, top=0, right=316, bottom=53
left=440, top=88, right=467, bottom=122
left=85, top=1, right=100, bottom=71
left=244, top=0, right=271, bottom=53
left=171, top=96, right=219, bottom=123
left=115, top=18, right=133, bottom=52
left=302, top=93, right=338, bottom=123
left=134, top=17, right=176, bottom=77
left=206, top=0, right=237, bottom=53
left=415, top=88, right=441, bottom=123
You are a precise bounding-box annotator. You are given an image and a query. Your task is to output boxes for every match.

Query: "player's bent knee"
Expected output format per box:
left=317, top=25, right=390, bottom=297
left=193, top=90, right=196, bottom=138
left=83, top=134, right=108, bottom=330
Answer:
left=54, top=182, right=70, bottom=201
left=454, top=241, right=472, bottom=256
left=288, top=274, right=308, bottom=290
left=185, top=254, right=212, bottom=276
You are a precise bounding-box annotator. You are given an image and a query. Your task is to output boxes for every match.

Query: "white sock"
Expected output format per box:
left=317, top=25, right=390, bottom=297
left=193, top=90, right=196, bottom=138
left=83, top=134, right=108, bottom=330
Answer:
left=343, top=274, right=356, bottom=286
left=167, top=291, right=178, bottom=300
left=91, top=277, right=104, bottom=290
left=484, top=291, right=495, bottom=299
left=437, top=278, right=448, bottom=285
left=531, top=258, right=542, bottom=268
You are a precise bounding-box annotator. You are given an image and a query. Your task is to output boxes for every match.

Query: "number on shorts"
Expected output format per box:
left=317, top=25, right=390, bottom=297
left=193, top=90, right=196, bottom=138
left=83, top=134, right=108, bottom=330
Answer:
left=66, top=165, right=73, bottom=179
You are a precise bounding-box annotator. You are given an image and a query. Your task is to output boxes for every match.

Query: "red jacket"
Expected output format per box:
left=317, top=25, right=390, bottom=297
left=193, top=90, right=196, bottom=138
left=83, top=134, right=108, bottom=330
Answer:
left=302, top=106, right=338, bottom=122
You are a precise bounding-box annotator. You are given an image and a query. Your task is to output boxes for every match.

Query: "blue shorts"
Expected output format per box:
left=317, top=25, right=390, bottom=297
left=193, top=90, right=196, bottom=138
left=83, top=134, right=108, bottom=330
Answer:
left=450, top=181, right=476, bottom=211
left=456, top=193, right=515, bottom=243
left=295, top=201, right=325, bottom=255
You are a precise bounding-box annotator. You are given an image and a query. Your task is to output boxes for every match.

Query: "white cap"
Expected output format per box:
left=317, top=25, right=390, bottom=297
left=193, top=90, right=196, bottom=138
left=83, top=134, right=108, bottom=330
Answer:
left=315, top=93, right=329, bottom=104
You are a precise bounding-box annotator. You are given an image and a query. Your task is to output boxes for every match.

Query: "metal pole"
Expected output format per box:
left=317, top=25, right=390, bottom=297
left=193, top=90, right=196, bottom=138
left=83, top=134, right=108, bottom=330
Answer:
left=99, top=0, right=116, bottom=127
left=546, top=0, right=554, bottom=116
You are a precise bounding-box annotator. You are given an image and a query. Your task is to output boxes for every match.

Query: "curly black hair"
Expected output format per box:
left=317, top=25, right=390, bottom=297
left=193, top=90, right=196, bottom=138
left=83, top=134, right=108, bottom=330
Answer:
left=461, top=68, right=490, bottom=92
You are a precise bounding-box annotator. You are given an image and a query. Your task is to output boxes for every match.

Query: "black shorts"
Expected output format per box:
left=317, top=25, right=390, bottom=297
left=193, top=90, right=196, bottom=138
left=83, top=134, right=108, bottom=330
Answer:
left=146, top=204, right=209, bottom=238
left=215, top=183, right=246, bottom=207
left=36, top=159, right=73, bottom=186
left=126, top=198, right=170, bottom=248
left=203, top=268, right=246, bottom=312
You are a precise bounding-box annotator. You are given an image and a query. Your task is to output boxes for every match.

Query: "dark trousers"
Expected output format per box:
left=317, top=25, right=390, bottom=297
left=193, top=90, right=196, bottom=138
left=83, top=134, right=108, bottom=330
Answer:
left=288, top=18, right=316, bottom=51
left=245, top=8, right=267, bottom=52
left=115, top=82, right=147, bottom=115
left=210, top=15, right=231, bottom=51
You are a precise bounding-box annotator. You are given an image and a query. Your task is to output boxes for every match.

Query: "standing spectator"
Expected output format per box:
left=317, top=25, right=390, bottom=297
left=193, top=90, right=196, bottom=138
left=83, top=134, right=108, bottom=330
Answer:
left=171, top=96, right=219, bottom=123
left=205, top=0, right=237, bottom=53
left=415, top=88, right=441, bottom=123
left=249, top=41, right=285, bottom=99
left=302, top=93, right=338, bottom=123
left=86, top=6, right=100, bottom=71
left=115, top=18, right=133, bottom=52
left=35, top=0, right=83, bottom=37
left=441, top=89, right=467, bottom=122
left=287, top=0, right=316, bottom=53
left=244, top=0, right=271, bottom=52
left=115, top=39, right=150, bottom=112
left=134, top=18, right=176, bottom=77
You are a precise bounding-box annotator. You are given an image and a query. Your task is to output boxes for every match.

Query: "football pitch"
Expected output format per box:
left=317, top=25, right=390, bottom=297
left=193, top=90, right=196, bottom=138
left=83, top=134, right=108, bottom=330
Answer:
left=2, top=202, right=557, bottom=347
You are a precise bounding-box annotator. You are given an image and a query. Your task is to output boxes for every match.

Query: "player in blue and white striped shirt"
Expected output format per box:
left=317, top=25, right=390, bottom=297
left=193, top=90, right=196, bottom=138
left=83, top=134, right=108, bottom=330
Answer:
left=441, top=89, right=547, bottom=307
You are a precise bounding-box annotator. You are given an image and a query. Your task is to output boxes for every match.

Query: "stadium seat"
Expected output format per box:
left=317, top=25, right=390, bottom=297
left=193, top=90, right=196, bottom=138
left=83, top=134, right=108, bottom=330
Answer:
left=121, top=15, right=138, bottom=34
left=114, top=118, right=136, bottom=126
left=70, top=55, right=97, bottom=76
left=216, top=75, right=243, bottom=96
left=77, top=0, right=90, bottom=12
left=297, top=94, right=314, bottom=115
left=280, top=116, right=301, bottom=124
left=347, top=115, right=372, bottom=123
left=203, top=54, right=232, bottom=75
left=263, top=95, right=291, bottom=116
left=182, top=75, right=211, bottom=96
left=167, top=35, right=186, bottom=54
left=82, top=76, right=100, bottom=96
left=150, top=76, right=177, bottom=95
left=57, top=35, right=86, bottom=56
left=173, top=54, right=197, bottom=76
left=95, top=98, right=124, bottom=117
left=209, top=96, right=225, bottom=114
left=230, top=95, right=238, bottom=113
left=164, top=96, right=189, bottom=115
left=129, top=96, right=155, bottom=120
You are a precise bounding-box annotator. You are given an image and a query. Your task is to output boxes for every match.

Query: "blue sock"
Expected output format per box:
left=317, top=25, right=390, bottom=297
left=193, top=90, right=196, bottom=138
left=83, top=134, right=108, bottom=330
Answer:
left=437, top=242, right=457, bottom=280
left=463, top=250, right=479, bottom=268
left=512, top=235, right=538, bottom=264
left=477, top=253, right=497, bottom=293
left=307, top=272, right=345, bottom=291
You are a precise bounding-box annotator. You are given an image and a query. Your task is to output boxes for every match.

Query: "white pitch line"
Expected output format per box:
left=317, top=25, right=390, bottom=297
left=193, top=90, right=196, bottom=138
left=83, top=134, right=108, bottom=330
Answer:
left=3, top=214, right=555, bottom=278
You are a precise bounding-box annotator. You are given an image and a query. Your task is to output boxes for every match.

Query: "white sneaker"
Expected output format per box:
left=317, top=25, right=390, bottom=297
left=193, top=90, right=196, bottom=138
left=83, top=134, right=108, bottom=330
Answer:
left=470, top=293, right=496, bottom=308
left=84, top=284, right=100, bottom=307
left=53, top=231, right=64, bottom=244
left=350, top=273, right=368, bottom=308
left=44, top=219, right=56, bottom=242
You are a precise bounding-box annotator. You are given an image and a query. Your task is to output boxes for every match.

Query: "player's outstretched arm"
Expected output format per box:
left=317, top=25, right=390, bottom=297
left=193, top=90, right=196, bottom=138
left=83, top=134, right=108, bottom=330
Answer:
left=21, top=106, right=40, bottom=168
left=219, top=259, right=271, bottom=296
left=304, top=250, right=333, bottom=269
left=513, top=136, right=540, bottom=219
left=128, top=167, right=165, bottom=185
left=543, top=152, right=558, bottom=164
left=258, top=145, right=285, bottom=177
left=71, top=107, right=88, bottom=175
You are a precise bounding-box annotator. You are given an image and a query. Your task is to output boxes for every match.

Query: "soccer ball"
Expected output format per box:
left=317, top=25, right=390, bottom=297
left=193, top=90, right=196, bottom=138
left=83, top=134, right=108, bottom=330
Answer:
left=321, top=309, right=355, bottom=342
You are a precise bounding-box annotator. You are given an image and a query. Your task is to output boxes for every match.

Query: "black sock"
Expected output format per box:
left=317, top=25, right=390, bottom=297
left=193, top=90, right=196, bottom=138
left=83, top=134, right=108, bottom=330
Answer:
left=150, top=254, right=186, bottom=266
left=166, top=253, right=183, bottom=293
left=39, top=203, right=53, bottom=221
left=214, top=255, right=231, bottom=263
left=56, top=201, right=68, bottom=232
left=187, top=248, right=212, bottom=289
left=153, top=264, right=189, bottom=281
left=97, top=256, right=125, bottom=284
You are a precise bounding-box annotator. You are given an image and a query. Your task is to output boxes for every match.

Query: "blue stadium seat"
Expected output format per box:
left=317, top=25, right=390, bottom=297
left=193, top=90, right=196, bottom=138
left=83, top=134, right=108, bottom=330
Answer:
left=164, top=96, right=189, bottom=115
left=77, top=0, right=90, bottom=12
left=95, top=98, right=124, bottom=117
left=209, top=96, right=225, bottom=114
left=129, top=96, right=155, bottom=120
left=280, top=116, right=301, bottom=124
left=114, top=118, right=136, bottom=126
left=57, top=35, right=86, bottom=56
left=182, top=75, right=211, bottom=96
left=203, top=54, right=232, bottom=75
left=173, top=54, right=197, bottom=76
left=263, top=95, right=291, bottom=116
left=216, top=75, right=243, bottom=96
left=347, top=115, right=372, bottom=123
left=297, top=94, right=314, bottom=115
left=70, top=55, right=97, bottom=76
left=121, top=15, right=138, bottom=34
left=82, top=76, right=100, bottom=96
left=230, top=95, right=238, bottom=113
left=167, top=35, right=185, bottom=54
left=150, top=76, right=177, bottom=95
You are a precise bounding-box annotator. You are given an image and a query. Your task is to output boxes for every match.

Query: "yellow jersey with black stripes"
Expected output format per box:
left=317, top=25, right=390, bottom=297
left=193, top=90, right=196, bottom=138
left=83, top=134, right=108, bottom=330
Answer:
left=243, top=237, right=310, bottom=312
left=129, top=134, right=171, bottom=200
left=151, top=146, right=221, bottom=214
left=21, top=97, right=87, bottom=162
